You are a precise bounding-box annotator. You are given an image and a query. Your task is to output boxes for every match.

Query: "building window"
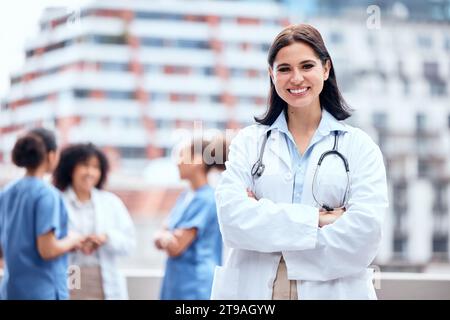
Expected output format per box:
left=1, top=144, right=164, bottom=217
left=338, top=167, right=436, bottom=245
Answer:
left=416, top=113, right=426, bottom=132
left=105, top=90, right=134, bottom=100
left=101, top=62, right=129, bottom=72
left=372, top=112, right=387, bottom=129
left=423, top=61, right=439, bottom=79
left=393, top=180, right=408, bottom=258
left=445, top=37, right=450, bottom=52
left=429, top=79, right=447, bottom=96
left=417, top=158, right=430, bottom=178
left=200, top=67, right=215, bottom=76
left=151, top=93, right=168, bottom=102
left=175, top=39, right=210, bottom=49
left=229, top=68, right=246, bottom=77
left=432, top=234, right=448, bottom=261
left=156, top=119, right=173, bottom=130
left=74, top=89, right=90, bottom=98
left=140, top=37, right=165, bottom=47
left=163, top=65, right=191, bottom=75
left=144, top=64, right=163, bottom=73
left=135, top=11, right=171, bottom=20
left=118, top=147, right=147, bottom=159
left=417, top=35, right=432, bottom=48
left=432, top=182, right=448, bottom=259
left=393, top=235, right=408, bottom=256
left=91, top=35, right=127, bottom=45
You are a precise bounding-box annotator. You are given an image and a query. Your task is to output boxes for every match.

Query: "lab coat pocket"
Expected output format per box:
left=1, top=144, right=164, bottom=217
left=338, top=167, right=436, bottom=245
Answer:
left=313, top=158, right=349, bottom=209
left=210, top=266, right=240, bottom=300
left=337, top=268, right=377, bottom=300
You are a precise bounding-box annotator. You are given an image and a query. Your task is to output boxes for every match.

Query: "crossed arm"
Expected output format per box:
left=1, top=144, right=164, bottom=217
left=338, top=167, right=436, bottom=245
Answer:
left=153, top=227, right=198, bottom=257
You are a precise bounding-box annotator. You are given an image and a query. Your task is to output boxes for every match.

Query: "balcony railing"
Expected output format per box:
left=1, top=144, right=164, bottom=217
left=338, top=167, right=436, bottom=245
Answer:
left=2, top=268, right=450, bottom=299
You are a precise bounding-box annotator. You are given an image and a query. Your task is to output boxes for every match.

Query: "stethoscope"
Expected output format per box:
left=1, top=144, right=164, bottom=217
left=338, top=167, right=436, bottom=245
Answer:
left=251, top=130, right=350, bottom=211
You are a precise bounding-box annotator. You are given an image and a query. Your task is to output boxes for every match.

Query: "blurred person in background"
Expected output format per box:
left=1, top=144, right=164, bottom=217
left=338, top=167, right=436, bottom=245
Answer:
left=53, top=143, right=136, bottom=300
left=212, top=24, right=388, bottom=300
left=154, top=136, right=228, bottom=300
left=0, top=128, right=84, bottom=300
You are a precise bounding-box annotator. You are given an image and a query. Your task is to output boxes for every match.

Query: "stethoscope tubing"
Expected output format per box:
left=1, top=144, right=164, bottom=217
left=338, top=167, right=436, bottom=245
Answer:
left=252, top=130, right=350, bottom=211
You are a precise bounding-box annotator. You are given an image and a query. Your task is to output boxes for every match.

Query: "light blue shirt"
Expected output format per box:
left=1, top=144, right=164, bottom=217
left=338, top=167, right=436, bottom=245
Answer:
left=268, top=109, right=347, bottom=203
left=0, top=177, right=69, bottom=300
left=160, top=184, right=222, bottom=300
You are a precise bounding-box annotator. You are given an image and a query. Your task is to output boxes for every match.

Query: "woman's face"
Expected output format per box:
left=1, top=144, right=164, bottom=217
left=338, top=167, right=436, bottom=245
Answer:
left=270, top=41, right=330, bottom=111
left=72, top=155, right=101, bottom=194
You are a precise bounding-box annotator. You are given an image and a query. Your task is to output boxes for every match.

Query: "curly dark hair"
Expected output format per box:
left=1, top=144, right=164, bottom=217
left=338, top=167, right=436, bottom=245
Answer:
left=53, top=143, right=109, bottom=191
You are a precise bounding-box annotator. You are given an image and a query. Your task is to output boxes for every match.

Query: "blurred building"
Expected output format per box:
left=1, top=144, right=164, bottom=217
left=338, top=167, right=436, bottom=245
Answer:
left=307, top=15, right=450, bottom=269
left=0, top=0, right=287, bottom=171
left=1, top=0, right=450, bottom=269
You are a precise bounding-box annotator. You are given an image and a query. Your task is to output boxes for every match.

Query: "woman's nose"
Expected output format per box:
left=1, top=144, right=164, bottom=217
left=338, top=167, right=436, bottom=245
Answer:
left=290, top=69, right=303, bottom=84
left=87, top=167, right=96, bottom=176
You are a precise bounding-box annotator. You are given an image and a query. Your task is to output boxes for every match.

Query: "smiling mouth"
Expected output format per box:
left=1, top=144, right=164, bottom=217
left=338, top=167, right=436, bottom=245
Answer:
left=288, top=87, right=310, bottom=96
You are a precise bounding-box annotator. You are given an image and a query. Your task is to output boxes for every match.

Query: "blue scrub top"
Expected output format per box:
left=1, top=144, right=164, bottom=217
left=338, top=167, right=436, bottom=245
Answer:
left=160, top=184, right=223, bottom=300
left=0, top=177, right=69, bottom=300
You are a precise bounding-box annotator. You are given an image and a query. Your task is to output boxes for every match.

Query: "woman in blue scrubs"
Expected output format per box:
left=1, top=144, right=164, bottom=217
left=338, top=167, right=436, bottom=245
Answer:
left=0, top=128, right=84, bottom=300
left=154, top=137, right=227, bottom=300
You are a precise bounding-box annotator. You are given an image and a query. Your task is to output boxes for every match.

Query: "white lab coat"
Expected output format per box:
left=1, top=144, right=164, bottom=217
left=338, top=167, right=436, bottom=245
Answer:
left=63, top=188, right=136, bottom=300
left=211, top=116, right=388, bottom=300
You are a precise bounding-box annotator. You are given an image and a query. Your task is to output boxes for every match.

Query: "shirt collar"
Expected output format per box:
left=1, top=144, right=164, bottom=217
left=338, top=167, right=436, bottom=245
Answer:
left=267, top=108, right=348, bottom=137
left=66, top=186, right=94, bottom=209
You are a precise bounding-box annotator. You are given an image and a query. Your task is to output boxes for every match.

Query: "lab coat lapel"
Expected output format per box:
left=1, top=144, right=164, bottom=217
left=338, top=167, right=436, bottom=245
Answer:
left=91, top=189, right=104, bottom=234
left=267, top=130, right=292, bottom=172
left=301, top=135, right=333, bottom=206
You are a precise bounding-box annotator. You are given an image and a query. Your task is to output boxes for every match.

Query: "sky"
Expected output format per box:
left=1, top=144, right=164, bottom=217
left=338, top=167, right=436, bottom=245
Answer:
left=0, top=0, right=91, bottom=98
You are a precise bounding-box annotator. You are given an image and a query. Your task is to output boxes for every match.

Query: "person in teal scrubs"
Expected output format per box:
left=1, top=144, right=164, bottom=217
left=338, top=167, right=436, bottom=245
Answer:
left=154, top=137, right=228, bottom=300
left=0, top=128, right=84, bottom=300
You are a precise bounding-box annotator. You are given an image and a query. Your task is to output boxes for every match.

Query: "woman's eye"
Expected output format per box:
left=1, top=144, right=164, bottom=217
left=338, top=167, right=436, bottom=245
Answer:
left=303, top=64, right=314, bottom=70
left=278, top=68, right=290, bottom=73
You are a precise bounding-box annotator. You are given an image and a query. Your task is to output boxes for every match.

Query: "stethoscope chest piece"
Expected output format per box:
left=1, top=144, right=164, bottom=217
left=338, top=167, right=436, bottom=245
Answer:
left=251, top=160, right=265, bottom=178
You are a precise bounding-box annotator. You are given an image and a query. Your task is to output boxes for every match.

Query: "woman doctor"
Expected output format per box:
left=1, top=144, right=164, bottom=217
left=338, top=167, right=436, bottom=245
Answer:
left=212, top=24, right=388, bottom=300
left=53, top=143, right=136, bottom=299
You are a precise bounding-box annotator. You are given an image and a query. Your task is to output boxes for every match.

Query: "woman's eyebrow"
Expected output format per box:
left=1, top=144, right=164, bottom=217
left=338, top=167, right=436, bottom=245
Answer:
left=276, top=60, right=316, bottom=68
left=299, top=59, right=316, bottom=65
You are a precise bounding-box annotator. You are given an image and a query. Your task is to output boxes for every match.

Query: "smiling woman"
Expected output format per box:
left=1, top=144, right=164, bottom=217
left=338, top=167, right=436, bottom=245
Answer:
left=53, top=143, right=136, bottom=300
left=211, top=24, right=388, bottom=300
left=258, top=24, right=351, bottom=126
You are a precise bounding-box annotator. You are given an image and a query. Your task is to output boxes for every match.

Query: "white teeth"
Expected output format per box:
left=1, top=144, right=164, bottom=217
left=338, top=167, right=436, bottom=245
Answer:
left=289, top=88, right=308, bottom=94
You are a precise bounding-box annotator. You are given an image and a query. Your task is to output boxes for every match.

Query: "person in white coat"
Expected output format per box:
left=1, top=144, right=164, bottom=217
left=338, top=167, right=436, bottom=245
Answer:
left=212, top=24, right=389, bottom=300
left=53, top=143, right=136, bottom=300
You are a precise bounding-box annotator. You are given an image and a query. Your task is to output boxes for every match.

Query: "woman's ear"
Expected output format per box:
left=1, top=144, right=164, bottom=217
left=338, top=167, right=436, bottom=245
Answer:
left=47, top=150, right=59, bottom=171
left=268, top=66, right=274, bottom=82
left=323, top=60, right=331, bottom=81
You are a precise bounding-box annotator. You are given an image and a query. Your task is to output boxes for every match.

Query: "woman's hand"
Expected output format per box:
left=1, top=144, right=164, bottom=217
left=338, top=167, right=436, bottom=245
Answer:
left=67, top=231, right=86, bottom=252
left=246, top=188, right=257, bottom=200
left=318, top=207, right=346, bottom=228
left=80, top=234, right=108, bottom=255
left=153, top=230, right=175, bottom=250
